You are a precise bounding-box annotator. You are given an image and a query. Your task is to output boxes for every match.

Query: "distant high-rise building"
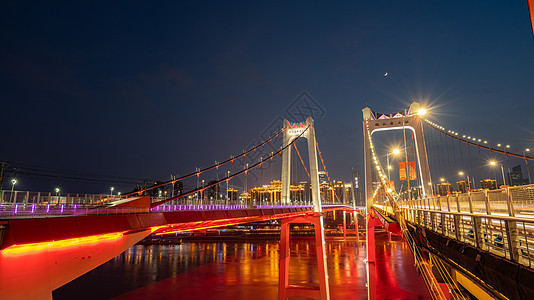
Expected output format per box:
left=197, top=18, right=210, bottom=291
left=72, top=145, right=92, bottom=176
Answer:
left=227, top=188, right=238, bottom=201
left=352, top=170, right=363, bottom=206
left=207, top=180, right=220, bottom=200
left=333, top=181, right=345, bottom=204
left=456, top=180, right=471, bottom=193
left=318, top=171, right=328, bottom=183
left=437, top=183, right=451, bottom=196
left=510, top=165, right=524, bottom=186
left=480, top=179, right=497, bottom=190
left=173, top=180, right=184, bottom=196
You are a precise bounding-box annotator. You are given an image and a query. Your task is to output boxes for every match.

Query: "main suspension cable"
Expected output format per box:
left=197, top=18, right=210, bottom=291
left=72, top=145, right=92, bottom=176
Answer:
left=150, top=126, right=309, bottom=208
left=126, top=127, right=286, bottom=196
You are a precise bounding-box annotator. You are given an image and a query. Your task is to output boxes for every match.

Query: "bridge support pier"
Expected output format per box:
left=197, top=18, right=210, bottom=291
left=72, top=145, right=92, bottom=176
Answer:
left=365, top=212, right=382, bottom=300
left=278, top=213, right=330, bottom=300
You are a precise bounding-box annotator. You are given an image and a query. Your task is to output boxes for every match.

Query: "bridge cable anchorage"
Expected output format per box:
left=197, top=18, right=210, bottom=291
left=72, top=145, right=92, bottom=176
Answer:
left=315, top=141, right=343, bottom=204
left=149, top=125, right=310, bottom=208
left=366, top=123, right=467, bottom=299
left=124, top=127, right=287, bottom=196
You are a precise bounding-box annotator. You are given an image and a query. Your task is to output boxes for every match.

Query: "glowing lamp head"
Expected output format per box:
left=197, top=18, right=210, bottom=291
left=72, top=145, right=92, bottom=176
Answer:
left=489, top=161, right=497, bottom=166
left=388, top=165, right=392, bottom=169
left=55, top=187, right=60, bottom=193
left=440, top=178, right=445, bottom=182
left=392, top=148, right=400, bottom=155
left=458, top=171, right=464, bottom=176
left=387, top=188, right=392, bottom=193
left=416, top=108, right=427, bottom=116
left=11, top=179, right=17, bottom=185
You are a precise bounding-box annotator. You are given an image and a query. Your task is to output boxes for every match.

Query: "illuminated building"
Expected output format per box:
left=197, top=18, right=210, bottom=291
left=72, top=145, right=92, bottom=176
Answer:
left=227, top=188, right=238, bottom=201
left=510, top=165, right=524, bottom=186
left=333, top=181, right=346, bottom=204
left=246, top=180, right=310, bottom=204
left=207, top=180, right=220, bottom=200
left=480, top=179, right=497, bottom=190
left=456, top=180, right=470, bottom=193
left=436, top=183, right=451, bottom=196
left=173, top=181, right=184, bottom=196
left=320, top=181, right=334, bottom=203
left=318, top=171, right=327, bottom=183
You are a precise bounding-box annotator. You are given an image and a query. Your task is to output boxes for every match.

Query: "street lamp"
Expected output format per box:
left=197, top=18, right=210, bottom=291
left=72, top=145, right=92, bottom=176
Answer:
left=489, top=161, right=506, bottom=187
left=110, top=186, right=115, bottom=196
left=386, top=148, right=401, bottom=186
left=55, top=187, right=60, bottom=204
left=10, top=179, right=17, bottom=203
left=416, top=108, right=427, bottom=116
left=458, top=171, right=471, bottom=191
left=524, top=149, right=532, bottom=185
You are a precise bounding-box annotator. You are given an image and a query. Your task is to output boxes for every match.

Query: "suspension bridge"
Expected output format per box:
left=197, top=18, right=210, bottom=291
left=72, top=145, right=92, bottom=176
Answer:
left=1, top=106, right=533, bottom=299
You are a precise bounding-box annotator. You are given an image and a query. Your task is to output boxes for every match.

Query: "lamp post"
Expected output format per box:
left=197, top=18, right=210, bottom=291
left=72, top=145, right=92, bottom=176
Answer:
left=490, top=161, right=506, bottom=188
left=110, top=186, right=114, bottom=196
left=524, top=149, right=532, bottom=185
left=386, top=148, right=401, bottom=190
left=10, top=179, right=17, bottom=203
left=55, top=187, right=60, bottom=204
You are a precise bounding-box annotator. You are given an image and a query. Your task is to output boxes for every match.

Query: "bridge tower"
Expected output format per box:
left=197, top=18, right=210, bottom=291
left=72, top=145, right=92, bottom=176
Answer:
left=362, top=102, right=432, bottom=299
left=362, top=102, right=432, bottom=209
left=279, top=116, right=330, bottom=300
left=281, top=116, right=321, bottom=212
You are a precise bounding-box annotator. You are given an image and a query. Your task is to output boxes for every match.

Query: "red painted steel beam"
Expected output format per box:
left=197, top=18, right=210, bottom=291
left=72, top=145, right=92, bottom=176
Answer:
left=0, top=207, right=314, bottom=250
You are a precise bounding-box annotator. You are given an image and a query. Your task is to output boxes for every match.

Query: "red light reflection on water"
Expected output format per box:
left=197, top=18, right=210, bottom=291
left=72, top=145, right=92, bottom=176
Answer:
left=110, top=231, right=430, bottom=300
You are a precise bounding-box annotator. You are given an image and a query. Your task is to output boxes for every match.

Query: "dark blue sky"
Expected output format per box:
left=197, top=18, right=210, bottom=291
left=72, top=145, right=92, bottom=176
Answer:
left=1, top=1, right=533, bottom=194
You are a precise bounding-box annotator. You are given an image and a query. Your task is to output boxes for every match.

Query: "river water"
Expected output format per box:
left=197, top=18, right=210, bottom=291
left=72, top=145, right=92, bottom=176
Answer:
left=53, top=231, right=430, bottom=299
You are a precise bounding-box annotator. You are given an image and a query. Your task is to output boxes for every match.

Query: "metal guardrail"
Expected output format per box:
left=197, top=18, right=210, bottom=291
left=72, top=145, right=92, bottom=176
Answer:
left=375, top=184, right=534, bottom=269
left=0, top=190, right=126, bottom=206
left=0, top=188, right=354, bottom=219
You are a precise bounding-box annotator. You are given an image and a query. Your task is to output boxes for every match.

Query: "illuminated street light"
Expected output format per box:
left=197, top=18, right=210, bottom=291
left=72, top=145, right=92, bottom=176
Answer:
left=525, top=149, right=532, bottom=184
left=55, top=187, right=60, bottom=204
left=110, top=186, right=115, bottom=196
left=387, top=148, right=401, bottom=186
left=416, top=108, right=427, bottom=116
left=10, top=179, right=17, bottom=203
left=489, top=161, right=506, bottom=187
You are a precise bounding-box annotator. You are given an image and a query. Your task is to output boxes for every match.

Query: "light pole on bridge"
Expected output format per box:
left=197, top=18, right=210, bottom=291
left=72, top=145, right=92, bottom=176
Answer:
left=524, top=149, right=532, bottom=185
left=10, top=179, right=17, bottom=203
left=490, top=161, right=507, bottom=187
left=386, top=148, right=401, bottom=191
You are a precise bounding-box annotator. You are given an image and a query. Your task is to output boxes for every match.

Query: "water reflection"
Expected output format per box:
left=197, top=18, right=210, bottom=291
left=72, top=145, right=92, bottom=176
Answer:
left=54, top=234, right=429, bottom=299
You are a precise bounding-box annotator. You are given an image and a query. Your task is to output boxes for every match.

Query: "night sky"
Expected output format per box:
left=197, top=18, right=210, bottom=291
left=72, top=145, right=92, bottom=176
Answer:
left=1, top=1, right=534, bottom=194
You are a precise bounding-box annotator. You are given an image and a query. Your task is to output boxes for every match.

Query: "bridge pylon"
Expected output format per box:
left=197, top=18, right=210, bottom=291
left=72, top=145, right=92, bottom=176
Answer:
left=281, top=116, right=321, bottom=212
left=279, top=117, right=330, bottom=300
left=362, top=102, right=432, bottom=210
